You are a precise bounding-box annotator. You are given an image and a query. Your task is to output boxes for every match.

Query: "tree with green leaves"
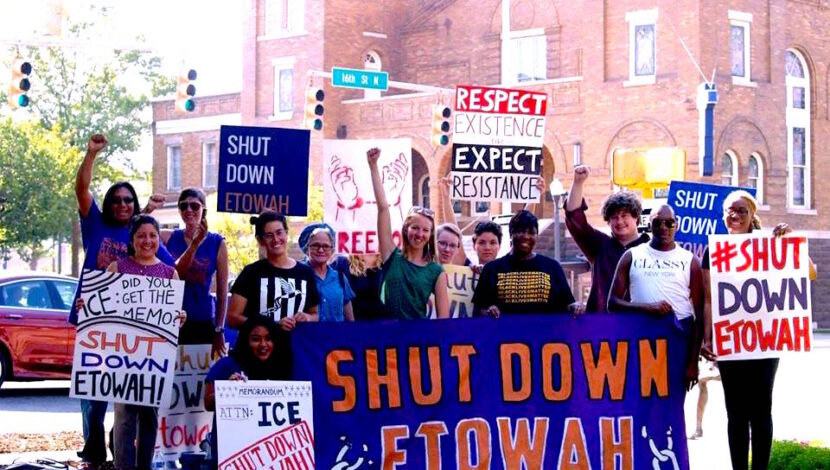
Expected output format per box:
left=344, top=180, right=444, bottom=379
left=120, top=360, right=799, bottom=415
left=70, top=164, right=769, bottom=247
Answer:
left=11, top=18, right=175, bottom=275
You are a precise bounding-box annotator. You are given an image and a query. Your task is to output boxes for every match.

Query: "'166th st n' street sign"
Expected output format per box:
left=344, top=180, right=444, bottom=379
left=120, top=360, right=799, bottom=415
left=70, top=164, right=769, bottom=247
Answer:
left=331, top=67, right=388, bottom=91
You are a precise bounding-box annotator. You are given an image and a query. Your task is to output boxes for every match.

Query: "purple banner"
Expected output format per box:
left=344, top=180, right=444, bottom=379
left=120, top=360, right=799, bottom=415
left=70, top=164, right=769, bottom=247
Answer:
left=292, top=313, right=691, bottom=469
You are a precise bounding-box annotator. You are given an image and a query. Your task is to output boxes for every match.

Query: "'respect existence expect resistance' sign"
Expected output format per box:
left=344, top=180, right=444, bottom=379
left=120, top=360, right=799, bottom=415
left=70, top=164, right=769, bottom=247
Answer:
left=217, top=125, right=310, bottom=216
left=451, top=85, right=547, bottom=203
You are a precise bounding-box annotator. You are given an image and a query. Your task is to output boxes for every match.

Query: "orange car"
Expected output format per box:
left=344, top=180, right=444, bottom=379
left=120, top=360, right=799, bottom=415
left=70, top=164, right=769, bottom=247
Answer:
left=0, top=271, right=78, bottom=388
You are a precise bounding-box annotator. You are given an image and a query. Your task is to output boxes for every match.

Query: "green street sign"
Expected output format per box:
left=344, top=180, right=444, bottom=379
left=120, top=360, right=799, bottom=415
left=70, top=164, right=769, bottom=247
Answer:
left=331, top=67, right=388, bottom=91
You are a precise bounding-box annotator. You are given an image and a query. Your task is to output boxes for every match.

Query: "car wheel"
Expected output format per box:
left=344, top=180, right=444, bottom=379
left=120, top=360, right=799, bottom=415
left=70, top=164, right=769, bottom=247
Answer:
left=0, top=346, right=9, bottom=389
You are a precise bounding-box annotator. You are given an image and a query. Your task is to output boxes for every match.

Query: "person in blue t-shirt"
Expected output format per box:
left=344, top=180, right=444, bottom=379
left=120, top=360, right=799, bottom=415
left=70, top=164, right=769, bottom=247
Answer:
left=204, top=316, right=290, bottom=467
left=298, top=223, right=355, bottom=322
left=162, top=188, right=229, bottom=356
left=71, top=134, right=175, bottom=470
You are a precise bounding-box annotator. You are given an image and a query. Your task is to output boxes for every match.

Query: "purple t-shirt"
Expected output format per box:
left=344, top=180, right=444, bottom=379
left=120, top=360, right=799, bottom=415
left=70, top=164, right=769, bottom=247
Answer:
left=165, top=230, right=223, bottom=322
left=69, top=200, right=175, bottom=324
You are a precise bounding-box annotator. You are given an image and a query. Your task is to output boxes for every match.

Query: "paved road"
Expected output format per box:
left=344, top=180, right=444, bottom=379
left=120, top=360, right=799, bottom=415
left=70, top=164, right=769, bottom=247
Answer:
left=2, top=335, right=829, bottom=467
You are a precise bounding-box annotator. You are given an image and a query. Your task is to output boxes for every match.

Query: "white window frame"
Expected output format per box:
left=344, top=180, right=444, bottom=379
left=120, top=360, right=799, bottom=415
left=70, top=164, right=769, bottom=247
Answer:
left=501, top=28, right=547, bottom=86
left=624, top=8, right=658, bottom=87
left=785, top=49, right=811, bottom=209
left=261, top=0, right=306, bottom=40
left=748, top=152, right=764, bottom=205
left=721, top=150, right=738, bottom=187
left=270, top=56, right=295, bottom=121
left=729, top=10, right=754, bottom=87
left=202, top=141, right=218, bottom=189
left=417, top=175, right=430, bottom=209
left=167, top=145, right=182, bottom=191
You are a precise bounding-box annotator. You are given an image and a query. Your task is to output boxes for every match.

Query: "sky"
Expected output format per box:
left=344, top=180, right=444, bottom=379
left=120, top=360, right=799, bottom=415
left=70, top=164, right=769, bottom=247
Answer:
left=0, top=0, right=243, bottom=174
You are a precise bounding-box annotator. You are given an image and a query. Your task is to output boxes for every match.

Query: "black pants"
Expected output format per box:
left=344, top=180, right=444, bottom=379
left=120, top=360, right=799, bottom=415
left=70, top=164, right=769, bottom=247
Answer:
left=718, top=358, right=779, bottom=470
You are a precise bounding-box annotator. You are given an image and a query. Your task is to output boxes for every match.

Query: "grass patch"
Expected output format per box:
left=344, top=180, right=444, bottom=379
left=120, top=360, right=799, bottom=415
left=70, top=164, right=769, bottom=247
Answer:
left=767, top=440, right=830, bottom=470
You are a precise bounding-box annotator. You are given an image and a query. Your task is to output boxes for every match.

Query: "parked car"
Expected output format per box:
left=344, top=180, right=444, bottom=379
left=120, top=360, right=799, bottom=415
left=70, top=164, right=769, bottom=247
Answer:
left=0, top=271, right=78, bottom=388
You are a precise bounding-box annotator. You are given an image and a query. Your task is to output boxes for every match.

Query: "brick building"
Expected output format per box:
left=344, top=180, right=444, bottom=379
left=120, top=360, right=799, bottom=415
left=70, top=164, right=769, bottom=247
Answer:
left=153, top=0, right=830, bottom=324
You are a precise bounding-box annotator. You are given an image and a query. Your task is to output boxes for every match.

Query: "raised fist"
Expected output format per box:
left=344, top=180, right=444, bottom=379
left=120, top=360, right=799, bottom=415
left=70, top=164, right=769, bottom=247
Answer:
left=573, top=165, right=590, bottom=184
left=87, top=134, right=108, bottom=154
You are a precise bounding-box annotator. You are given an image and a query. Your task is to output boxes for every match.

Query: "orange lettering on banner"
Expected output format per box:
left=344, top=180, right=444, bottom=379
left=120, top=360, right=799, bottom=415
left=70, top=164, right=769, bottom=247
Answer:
left=497, top=417, right=549, bottom=469
left=600, top=417, right=633, bottom=470
left=326, top=350, right=356, bottom=412
left=638, top=339, right=668, bottom=397
left=580, top=341, right=628, bottom=400
left=409, top=346, right=443, bottom=406
left=381, top=425, right=409, bottom=470
left=558, top=418, right=591, bottom=470
left=456, top=418, right=491, bottom=470
left=541, top=343, right=572, bottom=401
left=415, top=422, right=449, bottom=470
left=367, top=348, right=401, bottom=409
left=500, top=343, right=531, bottom=401
left=451, top=344, right=476, bottom=402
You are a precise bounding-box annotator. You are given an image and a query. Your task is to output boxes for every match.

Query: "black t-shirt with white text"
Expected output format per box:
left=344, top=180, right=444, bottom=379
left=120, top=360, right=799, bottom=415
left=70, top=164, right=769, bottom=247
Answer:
left=232, top=259, right=320, bottom=322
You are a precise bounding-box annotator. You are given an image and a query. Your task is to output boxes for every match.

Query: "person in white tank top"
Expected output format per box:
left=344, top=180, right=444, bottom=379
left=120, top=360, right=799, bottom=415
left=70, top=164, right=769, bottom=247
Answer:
left=608, top=204, right=704, bottom=391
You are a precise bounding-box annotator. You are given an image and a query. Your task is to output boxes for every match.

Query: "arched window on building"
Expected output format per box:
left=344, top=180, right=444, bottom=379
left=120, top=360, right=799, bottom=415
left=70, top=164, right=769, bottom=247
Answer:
left=785, top=49, right=810, bottom=208
left=721, top=151, right=738, bottom=187
left=748, top=153, right=764, bottom=205
left=418, top=176, right=430, bottom=209
left=363, top=51, right=382, bottom=100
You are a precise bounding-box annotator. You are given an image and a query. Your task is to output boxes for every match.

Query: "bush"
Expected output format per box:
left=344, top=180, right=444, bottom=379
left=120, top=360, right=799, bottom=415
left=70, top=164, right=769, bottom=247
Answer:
left=767, top=440, right=830, bottom=470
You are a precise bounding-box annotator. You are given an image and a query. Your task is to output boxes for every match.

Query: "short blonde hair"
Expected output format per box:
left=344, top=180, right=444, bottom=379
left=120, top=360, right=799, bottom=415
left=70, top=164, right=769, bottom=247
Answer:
left=722, top=190, right=762, bottom=231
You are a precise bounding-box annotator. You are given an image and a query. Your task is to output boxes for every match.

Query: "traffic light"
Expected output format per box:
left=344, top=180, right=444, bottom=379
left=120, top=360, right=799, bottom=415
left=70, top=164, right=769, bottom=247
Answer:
left=175, top=69, right=197, bottom=113
left=8, top=58, right=32, bottom=109
left=304, top=87, right=325, bottom=130
left=431, top=105, right=451, bottom=146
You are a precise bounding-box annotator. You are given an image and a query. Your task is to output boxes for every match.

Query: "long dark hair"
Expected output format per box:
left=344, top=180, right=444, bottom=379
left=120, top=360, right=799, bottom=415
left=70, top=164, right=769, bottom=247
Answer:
left=101, top=182, right=141, bottom=227
left=230, top=316, right=290, bottom=380
left=127, top=215, right=161, bottom=257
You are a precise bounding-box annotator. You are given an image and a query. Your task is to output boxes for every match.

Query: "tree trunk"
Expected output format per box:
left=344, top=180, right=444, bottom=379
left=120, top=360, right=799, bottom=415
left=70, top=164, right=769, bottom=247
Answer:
left=71, top=219, right=81, bottom=277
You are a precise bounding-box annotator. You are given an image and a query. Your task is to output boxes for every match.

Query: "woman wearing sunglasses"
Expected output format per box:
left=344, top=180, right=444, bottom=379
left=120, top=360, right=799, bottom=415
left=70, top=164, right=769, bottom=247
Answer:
left=699, top=190, right=816, bottom=470
left=367, top=148, right=449, bottom=319
left=161, top=188, right=229, bottom=357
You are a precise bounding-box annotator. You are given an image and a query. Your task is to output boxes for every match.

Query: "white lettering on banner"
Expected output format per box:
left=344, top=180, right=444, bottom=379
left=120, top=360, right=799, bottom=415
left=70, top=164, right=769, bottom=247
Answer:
left=226, top=135, right=271, bottom=156
left=453, top=146, right=540, bottom=173
left=455, top=86, right=547, bottom=115
left=226, top=164, right=275, bottom=185
left=672, top=189, right=718, bottom=210
left=450, top=172, right=541, bottom=202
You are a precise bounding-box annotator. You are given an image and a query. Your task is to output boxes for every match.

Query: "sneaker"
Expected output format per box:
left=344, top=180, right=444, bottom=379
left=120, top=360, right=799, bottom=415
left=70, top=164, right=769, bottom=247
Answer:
left=689, top=429, right=703, bottom=439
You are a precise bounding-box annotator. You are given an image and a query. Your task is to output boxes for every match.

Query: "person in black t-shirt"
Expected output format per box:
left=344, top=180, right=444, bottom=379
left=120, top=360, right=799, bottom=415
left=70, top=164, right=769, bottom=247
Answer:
left=473, top=210, right=577, bottom=316
left=227, top=211, right=320, bottom=331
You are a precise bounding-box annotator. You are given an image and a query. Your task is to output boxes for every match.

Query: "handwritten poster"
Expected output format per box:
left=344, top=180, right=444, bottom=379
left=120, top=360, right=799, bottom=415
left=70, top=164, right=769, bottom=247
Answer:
left=451, top=85, right=547, bottom=203
left=70, top=270, right=184, bottom=406
left=215, top=381, right=315, bottom=469
left=156, top=344, right=215, bottom=463
left=444, top=264, right=478, bottom=318
left=709, top=233, right=812, bottom=360
left=323, top=139, right=412, bottom=254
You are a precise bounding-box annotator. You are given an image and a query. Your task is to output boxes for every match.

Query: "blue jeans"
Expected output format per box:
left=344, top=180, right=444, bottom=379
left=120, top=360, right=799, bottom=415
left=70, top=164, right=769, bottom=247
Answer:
left=80, top=399, right=109, bottom=465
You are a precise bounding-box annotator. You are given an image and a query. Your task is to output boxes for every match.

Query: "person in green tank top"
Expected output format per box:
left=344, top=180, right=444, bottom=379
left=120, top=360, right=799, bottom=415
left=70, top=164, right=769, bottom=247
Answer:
left=367, top=147, right=449, bottom=319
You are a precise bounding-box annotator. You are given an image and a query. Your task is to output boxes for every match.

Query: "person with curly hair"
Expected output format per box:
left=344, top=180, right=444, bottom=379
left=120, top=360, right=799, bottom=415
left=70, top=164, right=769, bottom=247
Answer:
left=565, top=165, right=650, bottom=313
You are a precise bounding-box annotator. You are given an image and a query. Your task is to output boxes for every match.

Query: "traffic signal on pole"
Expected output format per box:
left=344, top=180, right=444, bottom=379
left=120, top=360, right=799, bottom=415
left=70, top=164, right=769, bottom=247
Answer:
left=175, top=69, right=197, bottom=113
left=304, top=87, right=325, bottom=131
left=431, top=105, right=451, bottom=146
left=8, top=58, right=32, bottom=109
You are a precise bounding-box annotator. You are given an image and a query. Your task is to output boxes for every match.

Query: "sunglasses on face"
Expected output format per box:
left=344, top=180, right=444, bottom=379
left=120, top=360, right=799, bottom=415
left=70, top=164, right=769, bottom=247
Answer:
left=408, top=206, right=435, bottom=219
left=726, top=207, right=750, bottom=217
left=651, top=219, right=677, bottom=229
left=178, top=202, right=202, bottom=211
left=112, top=196, right=135, bottom=205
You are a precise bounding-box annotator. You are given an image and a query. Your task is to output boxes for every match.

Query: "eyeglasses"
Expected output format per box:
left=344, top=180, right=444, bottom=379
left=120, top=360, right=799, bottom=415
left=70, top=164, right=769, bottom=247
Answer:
left=437, top=241, right=459, bottom=250
left=262, top=230, right=286, bottom=241
left=178, top=202, right=202, bottom=211
left=726, top=207, right=750, bottom=217
left=408, top=206, right=435, bottom=219
left=651, top=219, right=677, bottom=229
left=308, top=243, right=332, bottom=252
left=112, top=196, right=135, bottom=205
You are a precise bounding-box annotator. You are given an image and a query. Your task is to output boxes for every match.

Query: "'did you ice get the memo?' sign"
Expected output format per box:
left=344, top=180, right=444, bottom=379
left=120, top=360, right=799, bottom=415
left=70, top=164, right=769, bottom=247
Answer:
left=709, top=233, right=813, bottom=361
left=70, top=270, right=184, bottom=406
left=217, top=125, right=310, bottom=216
